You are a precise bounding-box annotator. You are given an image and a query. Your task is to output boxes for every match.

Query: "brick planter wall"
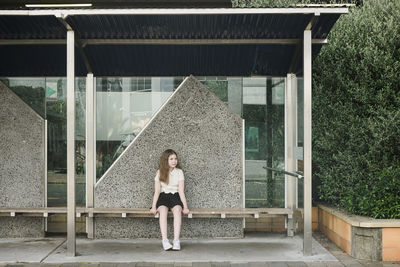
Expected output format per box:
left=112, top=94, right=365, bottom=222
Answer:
left=317, top=204, right=400, bottom=262
left=245, top=204, right=400, bottom=262
left=382, top=228, right=400, bottom=261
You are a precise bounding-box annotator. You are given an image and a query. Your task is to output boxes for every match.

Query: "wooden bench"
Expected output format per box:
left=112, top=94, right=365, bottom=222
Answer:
left=0, top=207, right=67, bottom=217
left=0, top=207, right=298, bottom=235
left=82, top=207, right=293, bottom=219
left=0, top=207, right=292, bottom=217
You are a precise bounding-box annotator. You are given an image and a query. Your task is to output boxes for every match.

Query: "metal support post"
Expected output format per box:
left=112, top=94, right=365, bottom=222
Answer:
left=303, top=29, right=313, bottom=256
left=285, top=73, right=297, bottom=237
left=67, top=30, right=76, bottom=257
left=85, top=73, right=95, bottom=239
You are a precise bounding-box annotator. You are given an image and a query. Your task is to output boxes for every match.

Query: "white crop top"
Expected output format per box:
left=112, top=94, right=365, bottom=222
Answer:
left=154, top=168, right=185, bottom=194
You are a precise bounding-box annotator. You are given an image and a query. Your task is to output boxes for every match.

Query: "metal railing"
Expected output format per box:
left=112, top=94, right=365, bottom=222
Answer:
left=263, top=166, right=303, bottom=179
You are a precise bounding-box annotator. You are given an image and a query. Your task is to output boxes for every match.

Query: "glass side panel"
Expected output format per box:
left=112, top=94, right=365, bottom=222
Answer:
left=1, top=78, right=46, bottom=117
left=243, top=77, right=286, bottom=208
left=46, top=77, right=86, bottom=207
left=2, top=75, right=288, bottom=211
left=0, top=77, right=86, bottom=207
left=45, top=77, right=67, bottom=207
left=95, top=76, right=243, bottom=182
left=199, top=77, right=242, bottom=116
left=96, top=77, right=183, bottom=181
left=200, top=77, right=228, bottom=103
left=297, top=77, right=304, bottom=209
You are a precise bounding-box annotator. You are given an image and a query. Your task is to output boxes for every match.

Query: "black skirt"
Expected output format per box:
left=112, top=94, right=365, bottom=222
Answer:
left=156, top=192, right=184, bottom=210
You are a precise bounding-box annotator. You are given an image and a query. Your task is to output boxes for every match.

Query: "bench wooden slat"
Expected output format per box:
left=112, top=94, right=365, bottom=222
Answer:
left=0, top=207, right=293, bottom=218
left=0, top=207, right=67, bottom=213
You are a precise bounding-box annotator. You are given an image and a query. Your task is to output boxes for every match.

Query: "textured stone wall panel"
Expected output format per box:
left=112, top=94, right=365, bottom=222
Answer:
left=95, top=218, right=243, bottom=239
left=95, top=76, right=243, bottom=238
left=0, top=217, right=44, bottom=238
left=351, top=226, right=382, bottom=261
left=0, top=81, right=45, bottom=237
left=0, top=81, right=45, bottom=208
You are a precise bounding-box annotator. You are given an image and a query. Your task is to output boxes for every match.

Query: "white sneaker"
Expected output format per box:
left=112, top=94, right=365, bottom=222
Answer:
left=172, top=239, right=181, bottom=251
left=162, top=239, right=172, bottom=251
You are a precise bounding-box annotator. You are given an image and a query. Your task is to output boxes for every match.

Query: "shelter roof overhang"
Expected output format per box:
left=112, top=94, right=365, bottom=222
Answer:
left=0, top=7, right=348, bottom=77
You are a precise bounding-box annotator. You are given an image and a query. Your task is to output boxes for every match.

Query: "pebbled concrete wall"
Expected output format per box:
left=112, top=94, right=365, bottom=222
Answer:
left=95, top=76, right=243, bottom=238
left=351, top=227, right=382, bottom=261
left=0, top=81, right=45, bottom=237
left=0, top=217, right=44, bottom=238
left=94, top=218, right=243, bottom=239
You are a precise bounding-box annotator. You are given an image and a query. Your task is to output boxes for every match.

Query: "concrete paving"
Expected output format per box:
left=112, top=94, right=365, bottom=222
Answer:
left=0, top=238, right=65, bottom=263
left=0, top=233, right=334, bottom=264
left=44, top=233, right=336, bottom=263
left=0, top=232, right=399, bottom=266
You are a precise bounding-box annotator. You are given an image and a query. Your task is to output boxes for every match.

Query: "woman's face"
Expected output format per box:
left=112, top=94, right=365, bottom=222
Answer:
left=168, top=154, right=178, bottom=169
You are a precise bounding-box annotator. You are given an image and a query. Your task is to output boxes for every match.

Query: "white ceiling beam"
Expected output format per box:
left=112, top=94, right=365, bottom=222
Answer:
left=0, top=38, right=328, bottom=45
left=82, top=38, right=328, bottom=46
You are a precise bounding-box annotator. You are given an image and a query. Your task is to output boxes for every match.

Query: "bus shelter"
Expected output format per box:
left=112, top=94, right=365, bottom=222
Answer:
left=0, top=4, right=348, bottom=257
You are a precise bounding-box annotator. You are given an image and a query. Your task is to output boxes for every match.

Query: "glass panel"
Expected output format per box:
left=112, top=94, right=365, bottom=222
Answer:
left=96, top=77, right=183, bottom=181
left=202, top=80, right=228, bottom=103
left=243, top=77, right=286, bottom=208
left=0, top=77, right=85, bottom=207
left=95, top=76, right=244, bottom=182
left=1, top=77, right=46, bottom=117
left=46, top=77, right=66, bottom=207
left=297, top=77, right=304, bottom=208
left=2, top=75, right=288, bottom=211
left=199, top=77, right=242, bottom=116
left=75, top=77, right=86, bottom=206
left=198, top=76, right=228, bottom=103
left=46, top=77, right=86, bottom=207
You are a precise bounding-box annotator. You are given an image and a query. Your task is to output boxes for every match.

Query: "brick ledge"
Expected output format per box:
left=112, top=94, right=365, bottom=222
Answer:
left=317, top=203, right=400, bottom=228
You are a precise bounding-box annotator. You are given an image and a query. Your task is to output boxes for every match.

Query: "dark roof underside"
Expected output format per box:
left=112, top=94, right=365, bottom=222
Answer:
left=0, top=12, right=339, bottom=76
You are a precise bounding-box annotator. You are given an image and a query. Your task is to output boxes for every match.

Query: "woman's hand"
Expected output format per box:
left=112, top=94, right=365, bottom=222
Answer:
left=182, top=207, right=190, bottom=215
left=150, top=207, right=157, bottom=215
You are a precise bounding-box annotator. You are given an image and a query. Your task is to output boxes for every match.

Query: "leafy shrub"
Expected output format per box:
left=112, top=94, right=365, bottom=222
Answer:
left=313, top=0, right=400, bottom=218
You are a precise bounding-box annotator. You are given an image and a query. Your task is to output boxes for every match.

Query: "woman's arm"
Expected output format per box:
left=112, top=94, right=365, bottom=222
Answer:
left=178, top=180, right=189, bottom=214
left=150, top=180, right=161, bottom=215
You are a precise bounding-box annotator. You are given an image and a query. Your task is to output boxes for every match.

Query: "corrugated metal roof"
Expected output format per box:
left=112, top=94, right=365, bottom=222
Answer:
left=86, top=45, right=257, bottom=76
left=0, top=10, right=343, bottom=76
left=312, top=13, right=340, bottom=39
left=0, top=16, right=66, bottom=39
left=0, top=13, right=339, bottom=39
left=0, top=44, right=321, bottom=76
left=0, top=45, right=86, bottom=76
left=66, top=14, right=314, bottom=39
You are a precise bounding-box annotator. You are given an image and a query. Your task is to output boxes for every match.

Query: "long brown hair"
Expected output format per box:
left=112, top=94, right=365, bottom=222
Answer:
left=158, top=149, right=181, bottom=184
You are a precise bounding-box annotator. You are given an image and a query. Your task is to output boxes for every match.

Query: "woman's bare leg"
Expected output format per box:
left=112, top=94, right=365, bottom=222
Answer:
left=171, top=205, right=182, bottom=240
left=157, top=206, right=168, bottom=239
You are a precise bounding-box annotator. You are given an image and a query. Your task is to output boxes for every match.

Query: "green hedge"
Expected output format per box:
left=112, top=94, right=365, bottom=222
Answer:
left=233, top=0, right=399, bottom=218
left=313, top=0, right=400, bottom=218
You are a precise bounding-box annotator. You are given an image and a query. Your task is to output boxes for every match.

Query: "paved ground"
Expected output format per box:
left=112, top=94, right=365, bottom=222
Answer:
left=0, top=231, right=399, bottom=267
left=312, top=231, right=400, bottom=267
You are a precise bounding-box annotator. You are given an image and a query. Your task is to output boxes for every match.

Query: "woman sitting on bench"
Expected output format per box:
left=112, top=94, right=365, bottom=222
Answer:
left=150, top=149, right=190, bottom=251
